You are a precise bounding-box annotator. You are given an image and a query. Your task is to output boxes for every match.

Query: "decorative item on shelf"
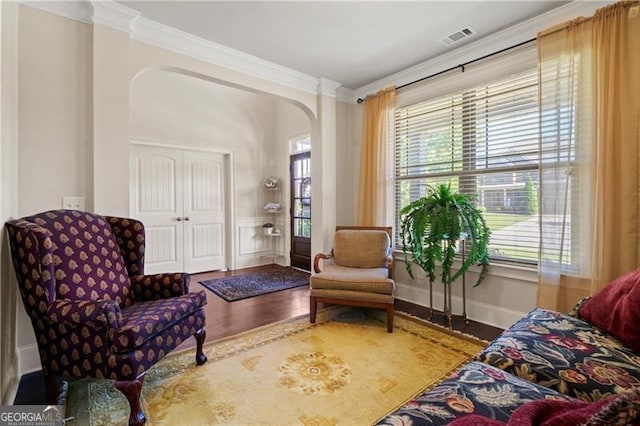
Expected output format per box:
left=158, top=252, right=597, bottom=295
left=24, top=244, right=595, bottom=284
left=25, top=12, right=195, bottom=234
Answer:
left=263, top=202, right=281, bottom=213
left=400, top=183, right=491, bottom=329
left=262, top=222, right=274, bottom=235
left=264, top=176, right=280, bottom=190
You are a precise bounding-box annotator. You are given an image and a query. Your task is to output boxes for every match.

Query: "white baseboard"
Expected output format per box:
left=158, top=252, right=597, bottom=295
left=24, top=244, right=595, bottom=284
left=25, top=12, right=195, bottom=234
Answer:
left=18, top=343, right=41, bottom=376
left=3, top=377, right=18, bottom=405
left=2, top=351, right=20, bottom=405
left=395, top=282, right=527, bottom=330
left=233, top=257, right=286, bottom=270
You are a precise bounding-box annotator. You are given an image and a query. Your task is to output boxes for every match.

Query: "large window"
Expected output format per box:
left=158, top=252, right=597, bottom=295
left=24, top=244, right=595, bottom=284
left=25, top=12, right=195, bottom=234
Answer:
left=395, top=69, right=540, bottom=264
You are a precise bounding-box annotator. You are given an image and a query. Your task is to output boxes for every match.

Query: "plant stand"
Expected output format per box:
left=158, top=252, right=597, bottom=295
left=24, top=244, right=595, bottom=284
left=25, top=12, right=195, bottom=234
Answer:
left=428, top=239, right=470, bottom=329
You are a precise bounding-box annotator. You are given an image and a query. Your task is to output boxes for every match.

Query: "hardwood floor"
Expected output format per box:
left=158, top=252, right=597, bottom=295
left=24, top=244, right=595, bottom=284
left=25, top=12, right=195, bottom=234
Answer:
left=395, top=299, right=503, bottom=341
left=175, top=266, right=313, bottom=351
left=13, top=265, right=503, bottom=404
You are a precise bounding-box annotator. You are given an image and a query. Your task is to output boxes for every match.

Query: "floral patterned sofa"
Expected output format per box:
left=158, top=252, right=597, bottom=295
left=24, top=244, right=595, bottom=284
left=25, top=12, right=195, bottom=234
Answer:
left=378, top=269, right=640, bottom=425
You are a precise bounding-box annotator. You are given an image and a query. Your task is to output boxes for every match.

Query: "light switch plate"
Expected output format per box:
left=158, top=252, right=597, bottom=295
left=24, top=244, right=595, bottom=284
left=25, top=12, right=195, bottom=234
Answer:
left=62, top=196, right=85, bottom=210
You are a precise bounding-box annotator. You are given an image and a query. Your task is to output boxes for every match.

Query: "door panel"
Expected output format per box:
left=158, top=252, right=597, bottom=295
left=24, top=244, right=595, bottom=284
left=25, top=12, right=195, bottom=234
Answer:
left=131, top=146, right=226, bottom=274
left=183, top=151, right=226, bottom=273
left=130, top=146, right=184, bottom=273
left=290, top=152, right=311, bottom=271
left=145, top=226, right=178, bottom=266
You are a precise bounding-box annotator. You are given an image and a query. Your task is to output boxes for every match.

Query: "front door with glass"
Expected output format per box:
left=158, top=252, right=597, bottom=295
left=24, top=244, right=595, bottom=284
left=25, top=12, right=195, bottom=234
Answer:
left=290, top=151, right=311, bottom=271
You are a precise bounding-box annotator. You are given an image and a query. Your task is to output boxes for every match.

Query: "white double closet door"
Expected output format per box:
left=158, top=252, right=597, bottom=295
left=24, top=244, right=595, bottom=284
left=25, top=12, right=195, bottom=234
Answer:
left=130, top=144, right=226, bottom=274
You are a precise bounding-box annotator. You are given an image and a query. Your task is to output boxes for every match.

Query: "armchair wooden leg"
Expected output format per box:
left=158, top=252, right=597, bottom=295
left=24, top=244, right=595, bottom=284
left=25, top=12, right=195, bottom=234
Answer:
left=115, top=373, right=146, bottom=426
left=310, top=296, right=317, bottom=324
left=386, top=305, right=394, bottom=333
left=43, top=373, right=59, bottom=404
left=194, top=328, right=207, bottom=366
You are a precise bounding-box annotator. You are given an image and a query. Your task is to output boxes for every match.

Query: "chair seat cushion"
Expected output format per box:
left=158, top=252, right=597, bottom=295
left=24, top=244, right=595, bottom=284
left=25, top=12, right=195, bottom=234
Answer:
left=310, top=264, right=394, bottom=295
left=111, top=290, right=207, bottom=353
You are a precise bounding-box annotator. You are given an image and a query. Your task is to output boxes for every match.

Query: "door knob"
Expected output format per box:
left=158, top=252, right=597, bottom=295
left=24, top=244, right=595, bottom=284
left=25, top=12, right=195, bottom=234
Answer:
left=176, top=217, right=182, bottom=221
left=184, top=217, right=190, bottom=221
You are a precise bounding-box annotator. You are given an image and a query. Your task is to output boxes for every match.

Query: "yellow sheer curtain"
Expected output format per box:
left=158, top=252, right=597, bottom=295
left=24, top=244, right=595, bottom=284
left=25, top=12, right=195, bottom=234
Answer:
left=537, top=1, right=640, bottom=312
left=357, top=87, right=396, bottom=226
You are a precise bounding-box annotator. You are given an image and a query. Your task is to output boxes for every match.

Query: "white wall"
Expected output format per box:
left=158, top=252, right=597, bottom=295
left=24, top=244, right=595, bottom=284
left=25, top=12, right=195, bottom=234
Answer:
left=335, top=101, right=361, bottom=226
left=17, top=6, right=91, bottom=217
left=1, top=0, right=20, bottom=405
left=130, top=70, right=279, bottom=217
left=92, top=23, right=130, bottom=216
left=10, top=4, right=94, bottom=384
left=313, top=93, right=337, bottom=252
left=394, top=259, right=538, bottom=329
left=127, top=38, right=337, bottom=267
left=130, top=70, right=311, bottom=267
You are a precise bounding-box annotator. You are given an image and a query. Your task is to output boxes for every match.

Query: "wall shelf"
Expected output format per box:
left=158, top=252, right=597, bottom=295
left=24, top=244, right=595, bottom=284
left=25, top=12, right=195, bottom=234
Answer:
left=262, top=176, right=284, bottom=262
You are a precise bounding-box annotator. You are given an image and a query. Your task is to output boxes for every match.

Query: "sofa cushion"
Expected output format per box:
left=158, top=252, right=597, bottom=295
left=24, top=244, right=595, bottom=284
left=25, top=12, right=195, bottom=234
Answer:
left=333, top=230, right=390, bottom=268
left=377, top=361, right=572, bottom=425
left=476, top=308, right=640, bottom=402
left=579, top=268, right=640, bottom=353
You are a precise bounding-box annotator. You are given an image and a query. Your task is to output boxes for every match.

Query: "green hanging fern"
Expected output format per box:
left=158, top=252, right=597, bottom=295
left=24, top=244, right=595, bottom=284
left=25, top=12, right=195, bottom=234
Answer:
left=400, top=184, right=491, bottom=288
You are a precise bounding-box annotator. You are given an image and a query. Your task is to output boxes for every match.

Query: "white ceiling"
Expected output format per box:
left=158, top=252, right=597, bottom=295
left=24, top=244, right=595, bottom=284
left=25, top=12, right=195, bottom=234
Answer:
left=119, top=1, right=569, bottom=90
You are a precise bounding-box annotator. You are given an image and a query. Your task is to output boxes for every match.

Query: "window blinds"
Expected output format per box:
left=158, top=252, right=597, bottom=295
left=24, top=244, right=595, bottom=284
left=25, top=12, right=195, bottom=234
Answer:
left=395, top=69, right=541, bottom=263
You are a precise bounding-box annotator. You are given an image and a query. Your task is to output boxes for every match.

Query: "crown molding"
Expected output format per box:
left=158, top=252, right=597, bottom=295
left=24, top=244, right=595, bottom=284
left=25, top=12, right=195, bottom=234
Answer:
left=20, top=0, right=608, bottom=101
left=130, top=16, right=320, bottom=94
left=19, top=0, right=324, bottom=95
left=19, top=1, right=93, bottom=24
left=354, top=0, right=615, bottom=100
left=317, top=78, right=342, bottom=98
left=336, top=87, right=358, bottom=104
left=91, top=1, right=139, bottom=33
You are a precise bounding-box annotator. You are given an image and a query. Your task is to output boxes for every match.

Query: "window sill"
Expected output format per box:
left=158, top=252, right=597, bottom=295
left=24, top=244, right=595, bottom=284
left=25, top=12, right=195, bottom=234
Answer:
left=392, top=250, right=538, bottom=284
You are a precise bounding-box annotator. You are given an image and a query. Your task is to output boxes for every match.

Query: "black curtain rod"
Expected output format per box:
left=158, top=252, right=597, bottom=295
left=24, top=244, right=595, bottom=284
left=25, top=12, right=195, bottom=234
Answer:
left=356, top=37, right=536, bottom=104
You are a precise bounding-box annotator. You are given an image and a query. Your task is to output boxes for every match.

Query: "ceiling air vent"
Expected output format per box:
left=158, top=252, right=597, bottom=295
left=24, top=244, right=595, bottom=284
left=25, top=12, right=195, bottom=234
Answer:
left=439, top=26, right=477, bottom=47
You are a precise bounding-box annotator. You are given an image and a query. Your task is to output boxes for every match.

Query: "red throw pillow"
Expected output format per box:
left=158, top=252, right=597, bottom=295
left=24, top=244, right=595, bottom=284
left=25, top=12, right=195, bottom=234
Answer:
left=579, top=268, right=640, bottom=352
left=448, top=387, right=640, bottom=426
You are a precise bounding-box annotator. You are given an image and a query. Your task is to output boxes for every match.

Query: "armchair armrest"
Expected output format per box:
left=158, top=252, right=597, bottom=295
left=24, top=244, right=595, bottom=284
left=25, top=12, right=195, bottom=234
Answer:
left=385, top=255, right=394, bottom=279
left=313, top=251, right=334, bottom=273
left=131, top=273, right=191, bottom=301
left=48, top=299, right=121, bottom=330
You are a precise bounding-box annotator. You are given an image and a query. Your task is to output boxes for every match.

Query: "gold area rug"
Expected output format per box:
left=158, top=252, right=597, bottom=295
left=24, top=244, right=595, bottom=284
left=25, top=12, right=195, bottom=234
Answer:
left=65, top=308, right=486, bottom=425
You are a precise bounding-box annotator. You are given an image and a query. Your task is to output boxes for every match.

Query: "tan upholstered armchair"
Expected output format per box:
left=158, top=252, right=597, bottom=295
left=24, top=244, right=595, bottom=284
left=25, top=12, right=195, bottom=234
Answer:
left=309, top=226, right=395, bottom=332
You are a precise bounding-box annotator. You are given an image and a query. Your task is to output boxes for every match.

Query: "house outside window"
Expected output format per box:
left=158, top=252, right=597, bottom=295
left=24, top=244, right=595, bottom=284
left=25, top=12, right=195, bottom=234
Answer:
left=395, top=68, right=543, bottom=264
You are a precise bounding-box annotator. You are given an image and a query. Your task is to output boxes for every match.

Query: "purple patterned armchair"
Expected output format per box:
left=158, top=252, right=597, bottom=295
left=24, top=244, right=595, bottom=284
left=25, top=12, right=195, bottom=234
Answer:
left=6, top=210, right=208, bottom=425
